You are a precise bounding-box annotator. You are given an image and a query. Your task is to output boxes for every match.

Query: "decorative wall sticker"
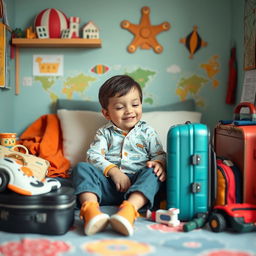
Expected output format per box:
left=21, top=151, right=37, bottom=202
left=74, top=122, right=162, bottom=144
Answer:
left=91, top=64, right=109, bottom=75
left=176, top=74, right=209, bottom=107
left=33, top=55, right=63, bottom=76
left=180, top=25, right=207, bottom=58
left=125, top=67, right=156, bottom=104
left=34, top=76, right=59, bottom=102
left=175, top=56, right=220, bottom=107
left=62, top=73, right=96, bottom=99
left=121, top=6, right=170, bottom=53
left=166, top=64, right=181, bottom=74
left=34, top=72, right=96, bottom=102
left=200, top=55, right=220, bottom=88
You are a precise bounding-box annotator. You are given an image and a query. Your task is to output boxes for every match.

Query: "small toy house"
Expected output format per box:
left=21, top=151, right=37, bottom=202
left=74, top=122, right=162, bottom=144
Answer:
left=61, top=28, right=71, bottom=38
left=36, top=26, right=49, bottom=39
left=69, top=16, right=80, bottom=38
left=82, top=21, right=99, bottom=39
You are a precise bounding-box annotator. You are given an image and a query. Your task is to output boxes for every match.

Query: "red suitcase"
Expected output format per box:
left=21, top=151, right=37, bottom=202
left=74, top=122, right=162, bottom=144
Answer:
left=214, top=102, right=256, bottom=204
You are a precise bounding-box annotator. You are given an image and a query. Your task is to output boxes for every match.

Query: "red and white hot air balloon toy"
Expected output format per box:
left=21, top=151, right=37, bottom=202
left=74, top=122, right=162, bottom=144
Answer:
left=34, top=8, right=69, bottom=38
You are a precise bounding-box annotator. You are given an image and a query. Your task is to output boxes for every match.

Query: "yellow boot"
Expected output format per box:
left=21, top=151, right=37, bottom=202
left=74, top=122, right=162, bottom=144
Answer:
left=109, top=200, right=139, bottom=236
left=80, top=201, right=109, bottom=235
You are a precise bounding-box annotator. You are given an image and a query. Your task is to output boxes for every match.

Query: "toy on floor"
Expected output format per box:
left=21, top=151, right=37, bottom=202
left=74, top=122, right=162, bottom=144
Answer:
left=146, top=208, right=180, bottom=227
left=208, top=203, right=256, bottom=233
left=183, top=212, right=208, bottom=232
left=0, top=157, right=61, bottom=195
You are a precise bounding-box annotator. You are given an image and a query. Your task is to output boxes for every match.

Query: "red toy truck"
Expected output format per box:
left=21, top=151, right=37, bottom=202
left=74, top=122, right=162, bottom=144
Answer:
left=209, top=203, right=256, bottom=233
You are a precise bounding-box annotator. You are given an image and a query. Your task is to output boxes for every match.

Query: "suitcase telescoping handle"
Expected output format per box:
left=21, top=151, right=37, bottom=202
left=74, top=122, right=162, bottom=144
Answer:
left=233, top=102, right=256, bottom=121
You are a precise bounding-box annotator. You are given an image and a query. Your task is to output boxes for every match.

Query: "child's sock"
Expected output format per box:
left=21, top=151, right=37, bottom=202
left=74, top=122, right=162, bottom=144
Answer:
left=109, top=200, right=139, bottom=236
left=80, top=201, right=109, bottom=235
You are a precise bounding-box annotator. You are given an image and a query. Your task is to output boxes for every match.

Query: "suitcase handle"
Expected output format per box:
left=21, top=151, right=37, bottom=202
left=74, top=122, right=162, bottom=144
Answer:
left=234, top=102, right=256, bottom=121
left=0, top=210, right=47, bottom=223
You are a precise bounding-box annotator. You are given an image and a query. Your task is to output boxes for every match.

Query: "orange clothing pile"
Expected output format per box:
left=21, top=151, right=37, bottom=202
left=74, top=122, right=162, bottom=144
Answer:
left=18, top=114, right=71, bottom=178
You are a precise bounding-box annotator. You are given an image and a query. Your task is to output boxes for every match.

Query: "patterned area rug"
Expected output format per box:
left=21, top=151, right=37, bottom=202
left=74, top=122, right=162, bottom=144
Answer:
left=0, top=206, right=255, bottom=256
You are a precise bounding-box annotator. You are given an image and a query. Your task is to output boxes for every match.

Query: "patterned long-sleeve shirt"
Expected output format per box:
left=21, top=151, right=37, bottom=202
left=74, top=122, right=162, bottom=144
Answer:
left=86, top=120, right=166, bottom=176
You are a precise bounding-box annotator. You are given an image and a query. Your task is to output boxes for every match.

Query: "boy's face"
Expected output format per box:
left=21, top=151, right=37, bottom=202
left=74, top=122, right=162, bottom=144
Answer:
left=102, top=87, right=142, bottom=132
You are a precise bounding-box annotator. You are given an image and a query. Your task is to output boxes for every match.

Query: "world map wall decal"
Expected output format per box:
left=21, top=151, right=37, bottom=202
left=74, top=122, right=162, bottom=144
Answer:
left=121, top=6, right=171, bottom=53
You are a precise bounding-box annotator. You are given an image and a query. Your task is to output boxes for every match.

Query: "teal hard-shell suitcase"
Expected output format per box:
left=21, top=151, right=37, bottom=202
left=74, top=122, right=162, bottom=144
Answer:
left=166, top=122, right=213, bottom=221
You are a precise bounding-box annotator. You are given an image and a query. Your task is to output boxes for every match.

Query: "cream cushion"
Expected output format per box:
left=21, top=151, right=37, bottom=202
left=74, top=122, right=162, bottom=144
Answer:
left=57, top=109, right=201, bottom=167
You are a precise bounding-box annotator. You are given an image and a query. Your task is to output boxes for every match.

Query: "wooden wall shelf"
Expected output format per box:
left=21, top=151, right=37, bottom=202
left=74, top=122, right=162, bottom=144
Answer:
left=12, top=38, right=102, bottom=95
left=12, top=38, right=102, bottom=48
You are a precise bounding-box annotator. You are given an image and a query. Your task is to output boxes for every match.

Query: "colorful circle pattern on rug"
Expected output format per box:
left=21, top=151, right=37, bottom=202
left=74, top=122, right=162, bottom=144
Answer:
left=162, top=237, right=225, bottom=253
left=83, top=239, right=153, bottom=256
left=147, top=223, right=184, bottom=232
left=201, top=250, right=255, bottom=256
left=0, top=239, right=71, bottom=256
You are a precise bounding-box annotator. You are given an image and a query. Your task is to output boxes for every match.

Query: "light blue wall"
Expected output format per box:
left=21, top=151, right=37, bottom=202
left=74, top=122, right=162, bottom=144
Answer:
left=1, top=0, right=245, bottom=135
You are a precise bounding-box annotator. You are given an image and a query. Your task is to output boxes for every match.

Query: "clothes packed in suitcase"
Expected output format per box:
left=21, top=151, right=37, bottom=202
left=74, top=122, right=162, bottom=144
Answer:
left=214, top=102, right=256, bottom=205
left=166, top=121, right=215, bottom=221
left=0, top=156, right=76, bottom=235
left=215, top=157, right=243, bottom=206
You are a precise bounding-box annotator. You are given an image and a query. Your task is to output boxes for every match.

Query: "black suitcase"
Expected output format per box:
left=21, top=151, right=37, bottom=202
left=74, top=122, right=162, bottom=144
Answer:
left=0, top=186, right=76, bottom=235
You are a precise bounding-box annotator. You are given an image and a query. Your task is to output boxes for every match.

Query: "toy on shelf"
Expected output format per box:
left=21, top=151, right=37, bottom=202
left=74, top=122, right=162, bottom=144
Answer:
left=12, top=28, right=25, bottom=38
left=82, top=21, right=99, bottom=39
left=61, top=28, right=71, bottom=39
left=61, top=17, right=81, bottom=39
left=0, top=157, right=61, bottom=195
left=25, top=26, right=37, bottom=39
left=180, top=25, right=207, bottom=59
left=34, top=8, right=69, bottom=38
left=69, top=17, right=80, bottom=38
left=36, top=26, right=49, bottom=39
left=121, top=6, right=170, bottom=53
left=146, top=208, right=180, bottom=227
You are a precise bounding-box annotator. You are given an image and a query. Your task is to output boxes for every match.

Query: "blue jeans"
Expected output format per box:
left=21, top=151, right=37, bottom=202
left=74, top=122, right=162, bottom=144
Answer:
left=71, top=162, right=161, bottom=209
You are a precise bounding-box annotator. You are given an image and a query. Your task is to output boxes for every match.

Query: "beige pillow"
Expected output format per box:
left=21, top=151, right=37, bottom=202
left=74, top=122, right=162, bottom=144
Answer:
left=142, top=111, right=202, bottom=150
left=57, top=110, right=107, bottom=167
left=57, top=109, right=201, bottom=167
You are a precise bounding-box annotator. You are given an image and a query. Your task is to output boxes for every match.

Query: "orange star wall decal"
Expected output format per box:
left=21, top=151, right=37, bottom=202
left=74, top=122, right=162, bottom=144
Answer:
left=121, top=6, right=171, bottom=54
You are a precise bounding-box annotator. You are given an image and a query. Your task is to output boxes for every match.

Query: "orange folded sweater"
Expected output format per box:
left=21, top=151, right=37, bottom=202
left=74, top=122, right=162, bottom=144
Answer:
left=18, top=114, right=71, bottom=178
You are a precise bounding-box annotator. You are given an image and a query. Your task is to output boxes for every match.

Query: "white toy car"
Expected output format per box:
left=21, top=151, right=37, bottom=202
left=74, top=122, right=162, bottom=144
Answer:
left=0, top=157, right=61, bottom=195
left=146, top=208, right=180, bottom=227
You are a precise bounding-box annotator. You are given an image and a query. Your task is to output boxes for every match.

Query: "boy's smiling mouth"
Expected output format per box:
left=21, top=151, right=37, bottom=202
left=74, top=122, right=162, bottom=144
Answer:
left=123, top=116, right=135, bottom=121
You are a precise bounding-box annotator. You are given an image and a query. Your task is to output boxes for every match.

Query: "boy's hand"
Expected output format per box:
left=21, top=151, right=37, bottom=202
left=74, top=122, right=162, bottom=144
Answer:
left=108, top=167, right=131, bottom=192
left=146, top=161, right=166, bottom=182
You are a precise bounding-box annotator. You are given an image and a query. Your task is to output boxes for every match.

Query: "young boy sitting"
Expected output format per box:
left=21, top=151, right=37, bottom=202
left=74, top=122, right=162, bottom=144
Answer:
left=72, top=75, right=166, bottom=236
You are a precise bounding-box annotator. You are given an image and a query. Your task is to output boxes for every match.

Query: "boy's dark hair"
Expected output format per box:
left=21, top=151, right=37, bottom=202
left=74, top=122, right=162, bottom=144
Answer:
left=98, top=75, right=143, bottom=109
